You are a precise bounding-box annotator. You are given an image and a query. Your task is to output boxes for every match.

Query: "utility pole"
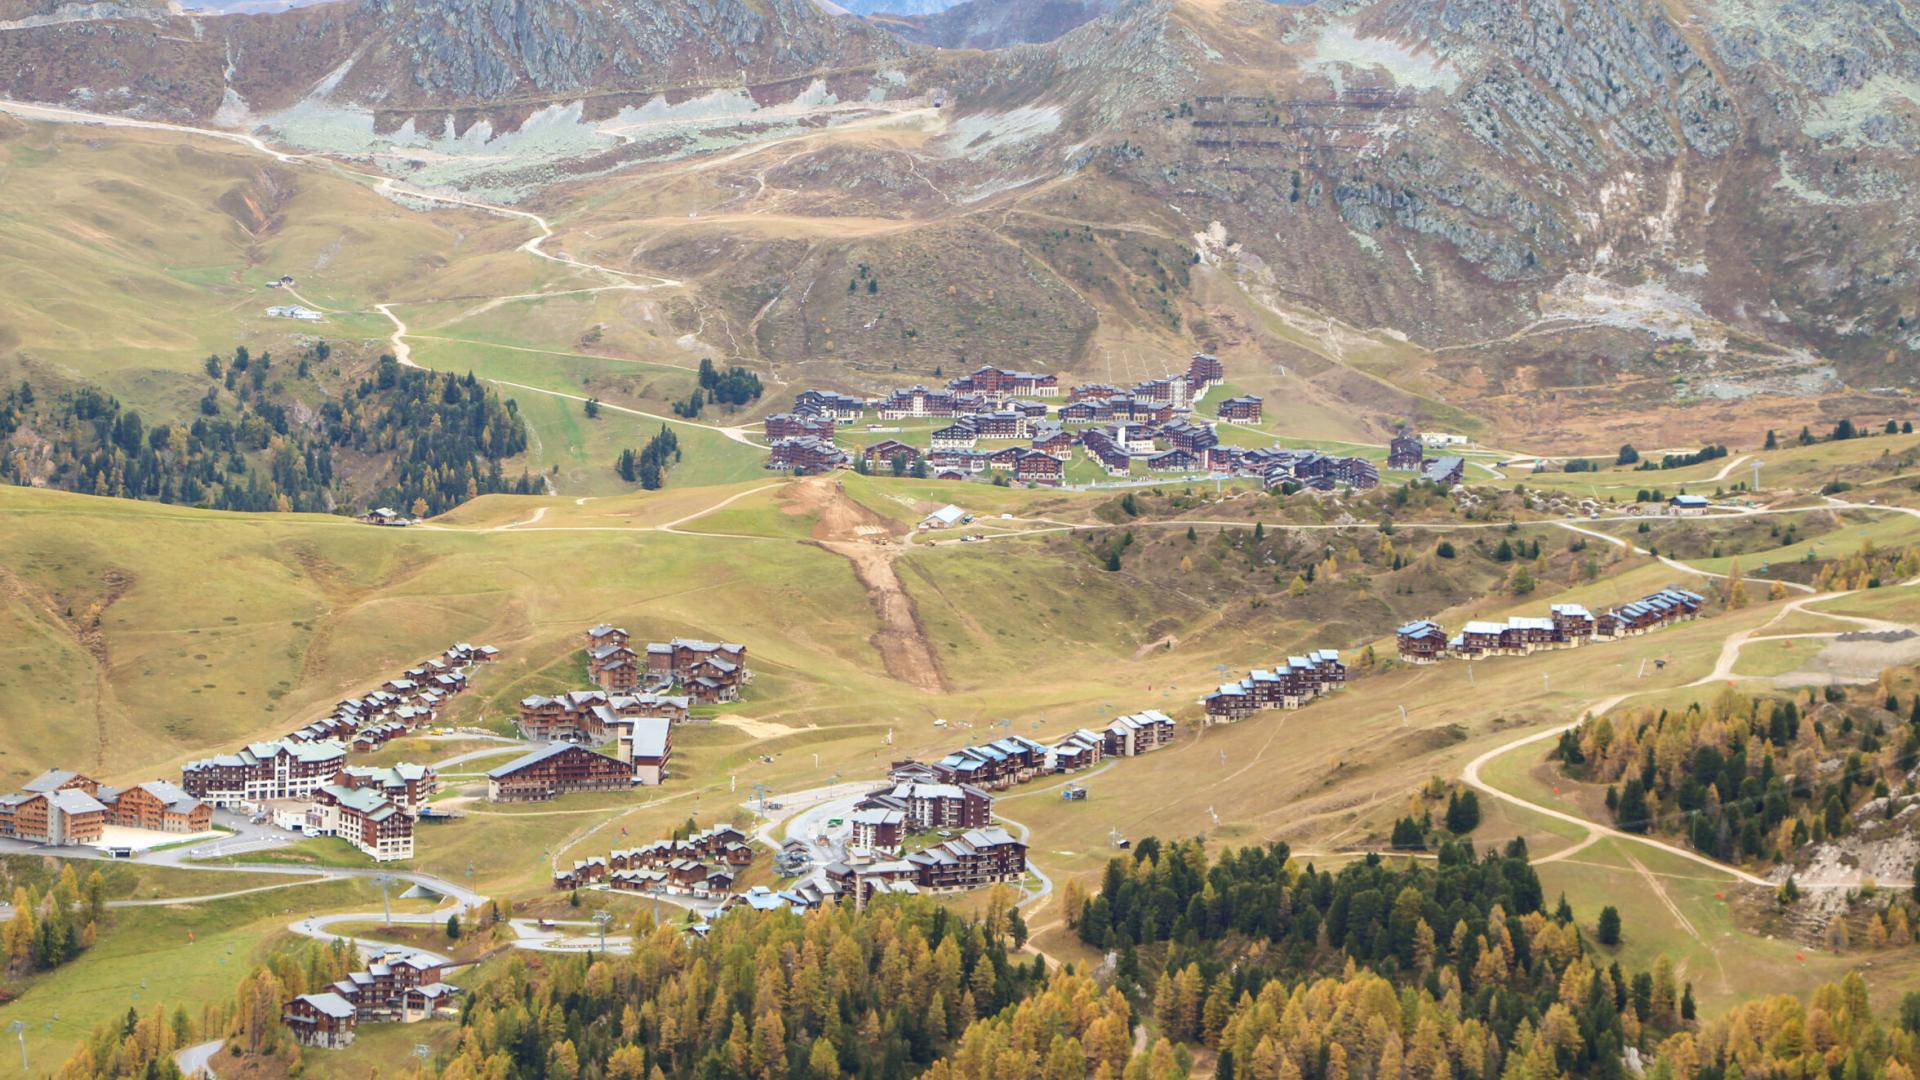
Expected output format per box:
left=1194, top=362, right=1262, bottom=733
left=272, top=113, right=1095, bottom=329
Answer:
left=415, top=1044, right=432, bottom=1074
left=11, top=1020, right=26, bottom=1073
left=592, top=910, right=613, bottom=953
left=373, top=875, right=393, bottom=926
left=1752, top=460, right=1762, bottom=493
left=1398, top=704, right=1408, bottom=726
left=1467, top=664, right=1475, bottom=685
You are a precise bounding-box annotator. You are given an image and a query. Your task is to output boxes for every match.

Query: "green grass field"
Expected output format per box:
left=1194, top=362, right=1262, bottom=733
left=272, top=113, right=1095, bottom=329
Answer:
left=2, top=867, right=384, bottom=1074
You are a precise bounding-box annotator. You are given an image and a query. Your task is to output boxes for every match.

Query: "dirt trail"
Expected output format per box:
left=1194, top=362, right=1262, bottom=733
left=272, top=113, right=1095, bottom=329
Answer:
left=786, top=478, right=947, bottom=693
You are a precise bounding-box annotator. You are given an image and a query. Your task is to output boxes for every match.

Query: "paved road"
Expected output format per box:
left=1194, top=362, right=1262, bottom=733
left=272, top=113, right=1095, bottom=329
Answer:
left=174, top=1039, right=223, bottom=1078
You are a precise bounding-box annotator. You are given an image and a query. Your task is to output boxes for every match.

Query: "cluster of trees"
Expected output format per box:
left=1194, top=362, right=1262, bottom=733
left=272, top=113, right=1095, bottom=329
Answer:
left=1776, top=419, right=1915, bottom=447
left=56, top=937, right=359, bottom=1079
left=0, top=350, right=536, bottom=516
left=1390, top=787, right=1483, bottom=850
left=698, top=359, right=764, bottom=408
left=673, top=361, right=765, bottom=418
left=1065, top=837, right=1735, bottom=1080
left=4, top=864, right=107, bottom=975
left=1807, top=539, right=1920, bottom=593
left=344, top=358, right=535, bottom=516
left=1067, top=837, right=1547, bottom=968
left=421, top=891, right=1047, bottom=1080
left=617, top=426, right=682, bottom=490
left=1636, top=445, right=1728, bottom=471
left=1551, top=680, right=1919, bottom=864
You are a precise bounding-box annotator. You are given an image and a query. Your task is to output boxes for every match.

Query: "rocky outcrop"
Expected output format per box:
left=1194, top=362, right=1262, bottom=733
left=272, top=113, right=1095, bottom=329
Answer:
left=869, top=0, right=1125, bottom=50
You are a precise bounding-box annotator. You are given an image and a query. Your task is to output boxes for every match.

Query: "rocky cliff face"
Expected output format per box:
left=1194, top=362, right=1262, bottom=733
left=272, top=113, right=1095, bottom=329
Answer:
left=330, top=0, right=904, bottom=107
left=868, top=0, right=1125, bottom=50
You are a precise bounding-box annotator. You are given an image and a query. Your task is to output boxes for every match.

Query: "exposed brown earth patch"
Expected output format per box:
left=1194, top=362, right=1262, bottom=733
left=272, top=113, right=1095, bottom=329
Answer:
left=785, top=477, right=947, bottom=692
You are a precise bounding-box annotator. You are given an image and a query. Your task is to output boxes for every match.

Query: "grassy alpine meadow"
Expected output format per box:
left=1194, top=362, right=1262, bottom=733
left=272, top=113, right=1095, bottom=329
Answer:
left=0, top=119, right=547, bottom=409
left=0, top=866, right=385, bottom=1074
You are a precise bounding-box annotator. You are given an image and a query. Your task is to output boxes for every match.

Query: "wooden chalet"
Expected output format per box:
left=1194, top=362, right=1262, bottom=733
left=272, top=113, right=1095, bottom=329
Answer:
left=487, top=744, right=633, bottom=802
left=863, top=439, right=920, bottom=470
left=1161, top=419, right=1218, bottom=454
left=768, top=436, right=850, bottom=474
left=1217, top=395, right=1263, bottom=423
left=285, top=993, right=357, bottom=1048
left=858, top=781, right=993, bottom=831
left=1421, top=456, right=1466, bottom=486
left=1388, top=430, right=1426, bottom=471
left=1203, top=651, right=1345, bottom=722
left=1104, top=710, right=1176, bottom=755
left=850, top=808, right=906, bottom=856
left=1186, top=353, right=1225, bottom=395
left=1394, top=620, right=1447, bottom=664
left=1013, top=449, right=1064, bottom=485
left=945, top=365, right=1061, bottom=400
left=793, top=389, right=866, bottom=421
left=765, top=413, right=836, bottom=441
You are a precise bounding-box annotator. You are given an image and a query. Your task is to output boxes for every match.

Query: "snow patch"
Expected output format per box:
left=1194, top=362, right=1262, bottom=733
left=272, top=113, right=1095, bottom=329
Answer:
left=1309, top=25, right=1460, bottom=94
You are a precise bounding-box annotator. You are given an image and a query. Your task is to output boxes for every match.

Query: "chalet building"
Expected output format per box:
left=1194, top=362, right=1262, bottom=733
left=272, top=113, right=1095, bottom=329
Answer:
left=1436, top=590, right=1699, bottom=661
left=1080, top=430, right=1132, bottom=477
left=1217, top=395, right=1263, bottom=424
left=793, top=390, right=866, bottom=421
left=904, top=827, right=1027, bottom=893
left=310, top=784, right=414, bottom=861
left=335, top=764, right=437, bottom=810
left=1009, top=400, right=1049, bottom=419
left=863, top=439, right=920, bottom=471
left=102, top=780, right=212, bottom=833
left=1104, top=711, right=1176, bottom=756
left=850, top=808, right=906, bottom=856
left=586, top=624, right=629, bottom=649
left=1059, top=400, right=1099, bottom=422
left=1395, top=620, right=1447, bottom=664
left=970, top=411, right=1026, bottom=439
left=1147, top=448, right=1196, bottom=473
left=1109, top=423, right=1156, bottom=454
left=487, top=744, right=633, bottom=802
left=1029, top=423, right=1075, bottom=458
left=183, top=740, right=347, bottom=806
left=622, top=717, right=673, bottom=785
left=1669, top=494, right=1711, bottom=516
left=929, top=449, right=991, bottom=475
left=875, top=386, right=983, bottom=419
left=1069, top=383, right=1126, bottom=403
left=765, top=413, right=836, bottom=441
left=350, top=721, right=407, bottom=753
left=1388, top=431, right=1426, bottom=471
left=292, top=949, right=454, bottom=1045
left=946, top=365, right=1060, bottom=400
left=1131, top=376, right=1189, bottom=409
left=1186, top=353, right=1225, bottom=396
left=925, top=736, right=1051, bottom=791
left=1203, top=651, right=1345, bottom=722
left=0, top=787, right=107, bottom=845
left=1161, top=419, right=1218, bottom=454
left=1012, top=449, right=1064, bottom=485
left=1045, top=729, right=1106, bottom=773
left=1421, top=456, right=1466, bottom=487
left=1550, top=604, right=1596, bottom=646
left=647, top=638, right=748, bottom=687
left=768, top=436, right=850, bottom=474
left=985, top=445, right=1024, bottom=472
left=517, top=691, right=692, bottom=743
left=1255, top=449, right=1380, bottom=492
left=285, top=993, right=358, bottom=1048
left=588, top=642, right=642, bottom=692
left=930, top=419, right=980, bottom=450
left=859, top=781, right=993, bottom=831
